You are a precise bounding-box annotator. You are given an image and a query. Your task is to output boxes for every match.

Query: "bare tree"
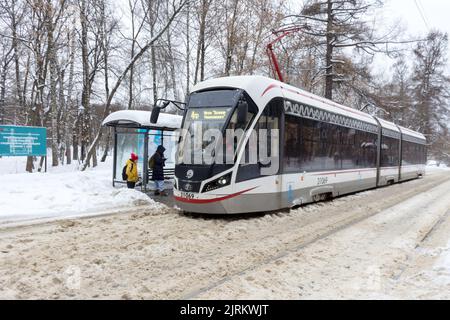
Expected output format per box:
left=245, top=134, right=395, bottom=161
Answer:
left=194, top=0, right=212, bottom=83
left=411, top=31, right=449, bottom=154
left=284, top=0, right=409, bottom=100
left=81, top=0, right=187, bottom=171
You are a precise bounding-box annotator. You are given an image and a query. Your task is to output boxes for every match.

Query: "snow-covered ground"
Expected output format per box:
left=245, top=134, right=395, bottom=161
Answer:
left=426, top=160, right=449, bottom=173
left=0, top=168, right=449, bottom=299
left=198, top=176, right=450, bottom=299
left=0, top=156, right=156, bottom=225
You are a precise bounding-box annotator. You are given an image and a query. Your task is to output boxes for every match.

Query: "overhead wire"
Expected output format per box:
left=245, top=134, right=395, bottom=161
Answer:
left=414, top=0, right=430, bottom=31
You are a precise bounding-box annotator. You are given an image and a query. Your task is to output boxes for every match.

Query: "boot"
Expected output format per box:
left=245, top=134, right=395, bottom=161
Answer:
left=154, top=190, right=160, bottom=196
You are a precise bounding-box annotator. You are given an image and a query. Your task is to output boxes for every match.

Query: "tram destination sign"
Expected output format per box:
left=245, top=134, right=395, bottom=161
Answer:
left=0, top=125, right=47, bottom=157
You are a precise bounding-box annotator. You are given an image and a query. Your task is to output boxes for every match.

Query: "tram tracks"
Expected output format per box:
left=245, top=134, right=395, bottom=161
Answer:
left=1, top=172, right=449, bottom=299
left=179, top=173, right=450, bottom=299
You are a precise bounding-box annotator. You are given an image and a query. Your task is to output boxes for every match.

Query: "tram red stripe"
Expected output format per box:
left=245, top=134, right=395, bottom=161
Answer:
left=312, top=166, right=423, bottom=176
left=312, top=168, right=377, bottom=176
left=174, top=187, right=258, bottom=204
left=261, top=84, right=279, bottom=97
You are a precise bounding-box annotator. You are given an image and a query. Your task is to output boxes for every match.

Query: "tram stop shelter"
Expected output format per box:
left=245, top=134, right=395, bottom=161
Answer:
left=102, top=110, right=182, bottom=192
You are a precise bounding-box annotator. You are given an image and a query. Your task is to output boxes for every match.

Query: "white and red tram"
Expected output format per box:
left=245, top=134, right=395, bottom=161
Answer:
left=155, top=76, right=426, bottom=214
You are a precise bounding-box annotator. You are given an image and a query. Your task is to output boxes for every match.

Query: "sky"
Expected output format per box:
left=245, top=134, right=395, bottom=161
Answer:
left=384, top=0, right=450, bottom=38
left=377, top=0, right=450, bottom=73
left=287, top=0, right=450, bottom=78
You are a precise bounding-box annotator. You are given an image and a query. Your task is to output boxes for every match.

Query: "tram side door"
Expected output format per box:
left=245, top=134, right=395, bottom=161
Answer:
left=261, top=99, right=283, bottom=208
left=236, top=99, right=283, bottom=211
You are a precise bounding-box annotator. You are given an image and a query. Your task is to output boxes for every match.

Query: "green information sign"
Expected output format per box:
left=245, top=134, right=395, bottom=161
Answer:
left=0, top=125, right=47, bottom=157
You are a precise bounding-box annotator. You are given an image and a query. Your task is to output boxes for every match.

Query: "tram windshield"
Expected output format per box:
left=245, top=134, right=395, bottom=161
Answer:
left=177, top=89, right=256, bottom=166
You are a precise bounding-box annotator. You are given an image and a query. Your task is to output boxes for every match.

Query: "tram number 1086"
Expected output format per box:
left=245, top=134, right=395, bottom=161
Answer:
left=317, top=177, right=329, bottom=186
left=180, top=192, right=195, bottom=200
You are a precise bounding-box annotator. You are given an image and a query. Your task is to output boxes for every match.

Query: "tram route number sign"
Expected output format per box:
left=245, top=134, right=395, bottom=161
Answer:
left=0, top=125, right=47, bottom=157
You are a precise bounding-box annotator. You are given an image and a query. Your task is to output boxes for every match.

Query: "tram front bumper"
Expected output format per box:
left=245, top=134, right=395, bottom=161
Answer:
left=173, top=187, right=255, bottom=214
left=175, top=199, right=229, bottom=214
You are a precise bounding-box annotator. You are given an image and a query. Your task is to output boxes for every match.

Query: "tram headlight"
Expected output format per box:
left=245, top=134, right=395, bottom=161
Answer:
left=202, top=173, right=232, bottom=193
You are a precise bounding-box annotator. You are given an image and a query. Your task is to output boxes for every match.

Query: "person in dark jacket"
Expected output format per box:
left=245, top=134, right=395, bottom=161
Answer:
left=151, top=145, right=167, bottom=196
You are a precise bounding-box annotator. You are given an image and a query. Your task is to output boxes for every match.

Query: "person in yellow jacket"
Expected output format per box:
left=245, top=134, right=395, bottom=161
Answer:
left=125, top=153, right=139, bottom=189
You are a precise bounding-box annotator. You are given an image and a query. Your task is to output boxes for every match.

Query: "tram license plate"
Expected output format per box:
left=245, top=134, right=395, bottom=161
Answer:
left=180, top=192, right=195, bottom=200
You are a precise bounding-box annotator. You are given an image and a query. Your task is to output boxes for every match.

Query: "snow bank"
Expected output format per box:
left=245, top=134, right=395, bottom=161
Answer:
left=426, top=163, right=450, bottom=174
left=426, top=240, right=450, bottom=287
left=0, top=157, right=156, bottom=224
left=0, top=156, right=30, bottom=175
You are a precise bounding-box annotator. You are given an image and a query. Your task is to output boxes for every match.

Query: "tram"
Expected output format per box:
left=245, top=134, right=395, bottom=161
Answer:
left=152, top=75, right=427, bottom=214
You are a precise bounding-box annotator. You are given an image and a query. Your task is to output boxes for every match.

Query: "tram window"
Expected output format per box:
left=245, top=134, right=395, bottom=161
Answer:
left=300, top=118, right=319, bottom=171
left=284, top=117, right=301, bottom=172
left=282, top=113, right=378, bottom=173
left=341, top=127, right=355, bottom=169
left=221, top=94, right=258, bottom=163
left=381, top=136, right=400, bottom=167
left=423, top=145, right=428, bottom=163
left=236, top=99, right=282, bottom=182
left=227, top=98, right=257, bottom=131
left=402, top=140, right=426, bottom=165
left=402, top=141, right=410, bottom=165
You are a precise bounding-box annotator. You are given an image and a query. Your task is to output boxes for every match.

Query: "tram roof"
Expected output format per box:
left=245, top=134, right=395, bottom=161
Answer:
left=102, top=110, right=182, bottom=130
left=192, top=75, right=378, bottom=125
left=192, top=75, right=425, bottom=142
left=377, top=117, right=398, bottom=131
left=376, top=117, right=426, bottom=141
left=398, top=125, right=427, bottom=141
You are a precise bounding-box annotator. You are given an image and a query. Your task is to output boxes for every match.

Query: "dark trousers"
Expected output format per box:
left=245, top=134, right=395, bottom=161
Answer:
left=127, top=181, right=136, bottom=189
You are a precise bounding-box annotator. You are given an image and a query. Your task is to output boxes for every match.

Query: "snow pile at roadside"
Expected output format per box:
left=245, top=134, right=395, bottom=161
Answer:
left=424, top=240, right=450, bottom=287
left=0, top=158, right=156, bottom=223
left=426, top=160, right=449, bottom=173
left=195, top=178, right=450, bottom=300
left=0, top=156, right=31, bottom=175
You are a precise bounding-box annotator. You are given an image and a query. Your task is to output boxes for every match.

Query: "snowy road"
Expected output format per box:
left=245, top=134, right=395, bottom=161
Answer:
left=0, top=171, right=450, bottom=299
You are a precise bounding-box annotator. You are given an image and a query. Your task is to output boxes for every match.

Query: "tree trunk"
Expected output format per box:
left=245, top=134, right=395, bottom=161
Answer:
left=224, top=0, right=239, bottom=76
left=92, top=148, right=98, bottom=167
left=128, top=0, right=136, bottom=110
left=73, top=132, right=79, bottom=161
left=101, top=129, right=110, bottom=162
left=26, top=157, right=34, bottom=173
left=324, top=0, right=334, bottom=100
left=80, top=0, right=91, bottom=164
left=0, top=61, right=8, bottom=124
left=151, top=42, right=157, bottom=104
left=65, top=17, right=76, bottom=165
left=46, top=0, right=59, bottom=167
left=185, top=2, right=190, bottom=96
left=12, top=0, right=23, bottom=107
left=167, top=29, right=179, bottom=101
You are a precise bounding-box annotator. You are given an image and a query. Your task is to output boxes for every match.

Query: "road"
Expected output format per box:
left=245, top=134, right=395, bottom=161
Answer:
left=0, top=170, right=449, bottom=299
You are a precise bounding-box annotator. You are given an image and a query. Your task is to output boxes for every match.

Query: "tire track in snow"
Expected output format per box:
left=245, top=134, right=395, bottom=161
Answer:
left=1, top=172, right=449, bottom=299
left=181, top=174, right=450, bottom=299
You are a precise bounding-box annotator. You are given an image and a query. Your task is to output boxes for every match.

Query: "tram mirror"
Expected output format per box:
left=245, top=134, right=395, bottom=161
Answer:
left=237, top=101, right=248, bottom=125
left=150, top=106, right=161, bottom=124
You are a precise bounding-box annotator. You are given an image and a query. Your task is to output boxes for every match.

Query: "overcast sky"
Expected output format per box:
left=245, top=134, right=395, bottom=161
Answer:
left=364, top=0, right=450, bottom=76
left=384, top=0, right=449, bottom=38
left=287, top=0, right=450, bottom=76
left=380, top=0, right=450, bottom=71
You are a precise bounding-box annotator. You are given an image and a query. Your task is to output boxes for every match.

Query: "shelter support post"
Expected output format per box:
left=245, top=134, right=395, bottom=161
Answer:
left=113, top=127, right=117, bottom=187
left=143, top=130, right=149, bottom=192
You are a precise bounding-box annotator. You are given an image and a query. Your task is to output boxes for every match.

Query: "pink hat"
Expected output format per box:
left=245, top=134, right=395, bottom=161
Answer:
left=131, top=153, right=138, bottom=161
